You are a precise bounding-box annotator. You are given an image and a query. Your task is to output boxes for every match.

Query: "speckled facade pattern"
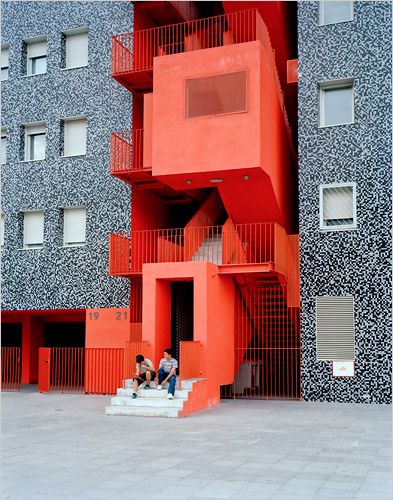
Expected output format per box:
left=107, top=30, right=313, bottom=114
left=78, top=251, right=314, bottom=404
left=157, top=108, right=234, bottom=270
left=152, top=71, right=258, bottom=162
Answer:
left=1, top=1, right=133, bottom=310
left=298, top=1, right=392, bottom=403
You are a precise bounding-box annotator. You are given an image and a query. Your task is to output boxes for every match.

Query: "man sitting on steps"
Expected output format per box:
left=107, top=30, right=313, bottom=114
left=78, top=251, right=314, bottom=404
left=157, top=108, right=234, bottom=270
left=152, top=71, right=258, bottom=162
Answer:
left=132, top=354, right=156, bottom=399
left=157, top=348, right=178, bottom=400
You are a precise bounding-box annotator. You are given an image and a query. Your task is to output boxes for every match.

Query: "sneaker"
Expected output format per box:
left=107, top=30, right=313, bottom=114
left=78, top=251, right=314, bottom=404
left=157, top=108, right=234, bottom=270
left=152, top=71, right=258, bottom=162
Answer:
left=157, top=385, right=163, bottom=390
left=167, top=394, right=174, bottom=400
left=144, top=384, right=150, bottom=389
left=132, top=393, right=137, bottom=399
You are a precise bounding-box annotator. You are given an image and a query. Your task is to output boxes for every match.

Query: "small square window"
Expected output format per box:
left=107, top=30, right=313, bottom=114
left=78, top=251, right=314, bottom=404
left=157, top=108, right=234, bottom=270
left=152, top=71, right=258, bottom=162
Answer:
left=23, top=210, right=44, bottom=249
left=1, top=44, right=9, bottom=81
left=320, top=80, right=354, bottom=127
left=1, top=128, right=7, bottom=164
left=62, top=117, right=87, bottom=156
left=63, top=207, right=86, bottom=246
left=26, top=38, right=47, bottom=76
left=186, top=71, right=247, bottom=118
left=320, top=0, right=353, bottom=25
left=320, top=183, right=357, bottom=231
left=24, top=123, right=46, bottom=161
left=64, top=29, right=88, bottom=69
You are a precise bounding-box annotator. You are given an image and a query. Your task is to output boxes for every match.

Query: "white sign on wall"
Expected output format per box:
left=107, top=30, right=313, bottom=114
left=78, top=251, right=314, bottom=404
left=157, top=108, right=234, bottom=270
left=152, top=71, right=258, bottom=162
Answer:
left=333, top=361, right=355, bottom=377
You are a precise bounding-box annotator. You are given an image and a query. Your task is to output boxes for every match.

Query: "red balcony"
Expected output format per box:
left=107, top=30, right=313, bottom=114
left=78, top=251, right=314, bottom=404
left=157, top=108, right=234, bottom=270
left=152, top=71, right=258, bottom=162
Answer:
left=109, top=222, right=287, bottom=277
left=112, top=9, right=266, bottom=92
left=109, top=129, right=152, bottom=184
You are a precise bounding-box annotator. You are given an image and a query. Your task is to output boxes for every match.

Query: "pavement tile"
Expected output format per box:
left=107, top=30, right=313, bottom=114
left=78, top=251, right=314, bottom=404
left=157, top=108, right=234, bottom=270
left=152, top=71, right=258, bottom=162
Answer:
left=2, top=393, right=391, bottom=500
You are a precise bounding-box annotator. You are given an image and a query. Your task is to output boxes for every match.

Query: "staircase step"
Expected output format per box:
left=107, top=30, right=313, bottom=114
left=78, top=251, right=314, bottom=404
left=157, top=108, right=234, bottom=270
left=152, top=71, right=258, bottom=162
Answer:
left=123, top=378, right=203, bottom=390
left=117, top=387, right=190, bottom=399
left=111, top=396, right=184, bottom=408
left=105, top=406, right=180, bottom=418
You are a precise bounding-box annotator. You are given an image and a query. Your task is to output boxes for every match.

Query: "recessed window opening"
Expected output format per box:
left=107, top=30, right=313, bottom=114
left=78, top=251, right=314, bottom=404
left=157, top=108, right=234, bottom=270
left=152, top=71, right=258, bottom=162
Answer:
left=26, top=37, right=47, bottom=75
left=24, top=123, right=46, bottom=161
left=1, top=44, right=9, bottom=81
left=320, top=183, right=357, bottom=231
left=23, top=210, right=44, bottom=249
left=320, top=79, right=354, bottom=127
left=186, top=71, right=247, bottom=118
left=62, top=117, right=87, bottom=156
left=64, top=29, right=88, bottom=69
left=316, top=296, right=355, bottom=361
left=320, top=0, right=353, bottom=25
left=63, top=207, right=86, bottom=247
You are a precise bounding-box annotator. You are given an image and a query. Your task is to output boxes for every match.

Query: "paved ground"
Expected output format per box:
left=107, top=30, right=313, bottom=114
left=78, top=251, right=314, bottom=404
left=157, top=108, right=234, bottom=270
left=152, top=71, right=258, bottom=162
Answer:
left=2, top=389, right=392, bottom=500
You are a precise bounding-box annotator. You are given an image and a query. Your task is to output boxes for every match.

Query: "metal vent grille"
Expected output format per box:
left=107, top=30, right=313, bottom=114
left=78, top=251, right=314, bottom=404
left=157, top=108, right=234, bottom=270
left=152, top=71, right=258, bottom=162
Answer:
left=316, top=296, right=355, bottom=361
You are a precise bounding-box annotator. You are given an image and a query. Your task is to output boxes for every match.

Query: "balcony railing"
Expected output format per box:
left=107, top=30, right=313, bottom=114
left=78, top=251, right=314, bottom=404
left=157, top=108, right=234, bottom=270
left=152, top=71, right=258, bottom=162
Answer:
left=112, top=9, right=266, bottom=77
left=110, top=129, right=146, bottom=174
left=109, top=222, right=287, bottom=276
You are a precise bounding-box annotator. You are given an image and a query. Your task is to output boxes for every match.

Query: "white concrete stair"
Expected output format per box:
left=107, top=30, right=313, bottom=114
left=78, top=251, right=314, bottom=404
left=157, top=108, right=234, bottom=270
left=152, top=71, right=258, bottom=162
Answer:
left=105, top=378, right=203, bottom=418
left=192, top=236, right=222, bottom=264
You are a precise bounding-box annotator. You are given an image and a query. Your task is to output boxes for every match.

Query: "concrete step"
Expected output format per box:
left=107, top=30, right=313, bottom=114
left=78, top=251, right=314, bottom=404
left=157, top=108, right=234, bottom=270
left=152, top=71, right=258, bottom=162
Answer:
left=105, top=406, right=180, bottom=418
left=117, top=387, right=190, bottom=399
left=123, top=378, right=202, bottom=390
left=110, top=396, right=185, bottom=409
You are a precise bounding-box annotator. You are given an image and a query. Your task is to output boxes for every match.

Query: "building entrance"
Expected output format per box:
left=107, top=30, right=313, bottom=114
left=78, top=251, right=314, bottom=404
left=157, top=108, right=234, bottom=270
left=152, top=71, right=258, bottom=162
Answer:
left=171, top=281, right=194, bottom=369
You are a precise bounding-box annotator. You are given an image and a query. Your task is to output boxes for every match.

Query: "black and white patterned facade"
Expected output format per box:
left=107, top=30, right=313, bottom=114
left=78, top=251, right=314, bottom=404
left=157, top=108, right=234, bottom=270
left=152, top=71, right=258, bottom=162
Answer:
left=1, top=1, right=133, bottom=310
left=298, top=1, right=392, bottom=404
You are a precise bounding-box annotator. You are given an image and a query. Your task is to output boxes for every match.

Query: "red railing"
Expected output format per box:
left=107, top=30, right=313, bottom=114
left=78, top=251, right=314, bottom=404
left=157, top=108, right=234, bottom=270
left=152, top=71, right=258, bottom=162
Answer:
left=1, top=347, right=21, bottom=391
left=221, top=284, right=301, bottom=400
left=50, top=348, right=84, bottom=392
left=110, top=129, right=145, bottom=174
left=85, top=348, right=124, bottom=394
left=112, top=9, right=264, bottom=76
left=109, top=222, right=286, bottom=275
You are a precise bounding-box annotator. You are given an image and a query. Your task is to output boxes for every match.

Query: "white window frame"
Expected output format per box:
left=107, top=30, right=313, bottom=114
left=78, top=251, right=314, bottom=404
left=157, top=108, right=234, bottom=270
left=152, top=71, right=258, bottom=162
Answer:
left=26, top=37, right=47, bottom=76
left=319, top=182, right=357, bottom=231
left=24, top=122, right=47, bottom=161
left=63, top=28, right=88, bottom=70
left=1, top=127, right=7, bottom=165
left=62, top=116, right=87, bottom=157
left=319, top=0, right=354, bottom=26
left=319, top=79, right=354, bottom=128
left=62, top=206, right=86, bottom=247
left=22, top=210, right=44, bottom=250
left=1, top=212, right=4, bottom=247
left=1, top=44, right=9, bottom=81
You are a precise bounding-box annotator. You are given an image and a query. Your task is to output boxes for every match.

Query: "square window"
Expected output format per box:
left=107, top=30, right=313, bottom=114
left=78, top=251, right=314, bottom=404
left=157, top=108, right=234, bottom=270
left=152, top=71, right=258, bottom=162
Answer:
left=1, top=44, right=9, bottom=81
left=320, top=183, right=357, bottom=231
left=26, top=38, right=47, bottom=76
left=23, top=210, right=44, bottom=249
left=1, top=128, right=7, bottom=164
left=320, top=0, right=353, bottom=25
left=64, top=30, right=88, bottom=69
left=62, top=117, right=87, bottom=156
left=63, top=207, right=86, bottom=246
left=320, top=80, right=354, bottom=127
left=24, top=123, right=46, bottom=161
left=186, top=71, right=247, bottom=118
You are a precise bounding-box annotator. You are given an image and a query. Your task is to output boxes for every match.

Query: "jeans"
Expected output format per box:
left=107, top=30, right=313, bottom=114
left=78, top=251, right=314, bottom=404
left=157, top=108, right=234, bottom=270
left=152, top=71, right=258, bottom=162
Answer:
left=157, top=368, right=176, bottom=395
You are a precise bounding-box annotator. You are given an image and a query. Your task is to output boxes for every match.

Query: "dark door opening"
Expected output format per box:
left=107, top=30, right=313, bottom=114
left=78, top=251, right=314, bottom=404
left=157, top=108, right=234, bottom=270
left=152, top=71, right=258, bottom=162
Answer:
left=1, top=323, right=22, bottom=347
left=171, top=282, right=194, bottom=368
left=44, top=322, right=85, bottom=347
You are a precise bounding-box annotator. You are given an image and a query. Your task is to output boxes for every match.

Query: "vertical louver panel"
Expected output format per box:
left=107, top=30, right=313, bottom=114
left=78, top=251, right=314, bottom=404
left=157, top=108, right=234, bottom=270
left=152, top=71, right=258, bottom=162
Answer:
left=316, top=296, right=355, bottom=361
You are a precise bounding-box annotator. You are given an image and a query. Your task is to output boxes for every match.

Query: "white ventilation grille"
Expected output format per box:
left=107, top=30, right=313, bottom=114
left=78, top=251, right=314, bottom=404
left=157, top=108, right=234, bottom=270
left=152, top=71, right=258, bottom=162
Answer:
left=316, top=296, right=355, bottom=361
